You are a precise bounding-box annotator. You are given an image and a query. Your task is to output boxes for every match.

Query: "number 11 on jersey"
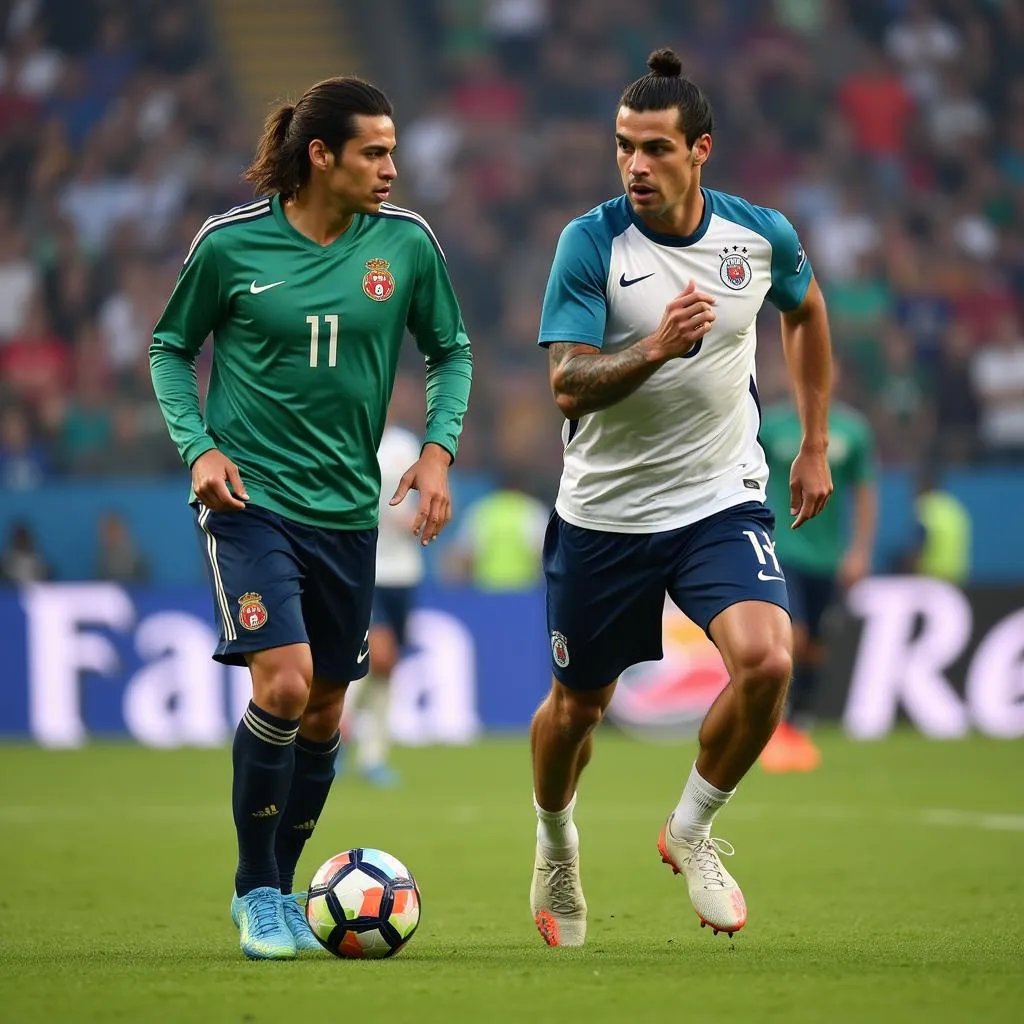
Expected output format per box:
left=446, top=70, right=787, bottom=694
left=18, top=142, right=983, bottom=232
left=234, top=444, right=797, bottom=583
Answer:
left=307, top=314, right=339, bottom=368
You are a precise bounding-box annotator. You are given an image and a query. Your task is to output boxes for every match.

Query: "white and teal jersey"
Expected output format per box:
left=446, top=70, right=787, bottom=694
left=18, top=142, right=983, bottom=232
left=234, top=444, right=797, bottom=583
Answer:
left=538, top=188, right=812, bottom=533
left=375, top=424, right=424, bottom=587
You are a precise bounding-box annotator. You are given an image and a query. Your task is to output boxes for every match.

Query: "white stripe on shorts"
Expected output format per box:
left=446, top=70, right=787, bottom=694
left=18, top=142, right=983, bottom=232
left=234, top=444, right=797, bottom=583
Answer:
left=197, top=504, right=236, bottom=642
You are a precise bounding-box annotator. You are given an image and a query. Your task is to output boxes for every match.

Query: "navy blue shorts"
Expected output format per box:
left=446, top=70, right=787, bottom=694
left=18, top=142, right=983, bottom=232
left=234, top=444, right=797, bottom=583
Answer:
left=194, top=502, right=377, bottom=683
left=784, top=566, right=836, bottom=641
left=371, top=586, right=415, bottom=648
left=544, top=501, right=790, bottom=690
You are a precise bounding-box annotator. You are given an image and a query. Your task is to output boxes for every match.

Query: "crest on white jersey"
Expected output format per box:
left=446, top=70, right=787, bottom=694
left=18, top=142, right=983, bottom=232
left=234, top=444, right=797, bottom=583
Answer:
left=719, top=246, right=752, bottom=290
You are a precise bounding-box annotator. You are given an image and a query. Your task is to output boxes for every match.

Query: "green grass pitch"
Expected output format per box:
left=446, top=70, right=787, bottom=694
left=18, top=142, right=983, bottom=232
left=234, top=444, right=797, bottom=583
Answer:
left=0, top=730, right=1021, bottom=1022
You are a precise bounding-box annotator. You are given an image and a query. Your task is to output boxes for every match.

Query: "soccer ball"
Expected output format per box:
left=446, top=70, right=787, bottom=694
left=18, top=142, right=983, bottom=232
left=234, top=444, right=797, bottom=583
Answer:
left=305, top=848, right=421, bottom=959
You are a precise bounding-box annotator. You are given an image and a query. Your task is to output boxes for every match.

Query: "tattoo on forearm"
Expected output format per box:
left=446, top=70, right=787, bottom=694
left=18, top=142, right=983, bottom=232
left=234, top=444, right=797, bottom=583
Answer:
left=549, top=342, right=657, bottom=414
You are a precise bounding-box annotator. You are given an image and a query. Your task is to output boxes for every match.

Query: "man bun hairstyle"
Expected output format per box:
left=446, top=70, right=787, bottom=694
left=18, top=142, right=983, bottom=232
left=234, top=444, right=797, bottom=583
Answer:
left=244, top=76, right=393, bottom=199
left=647, top=48, right=683, bottom=77
left=619, top=47, right=714, bottom=146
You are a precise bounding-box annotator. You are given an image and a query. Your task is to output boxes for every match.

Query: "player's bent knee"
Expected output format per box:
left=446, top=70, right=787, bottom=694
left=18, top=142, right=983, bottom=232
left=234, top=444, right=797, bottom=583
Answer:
left=256, top=672, right=310, bottom=718
left=248, top=645, right=314, bottom=717
left=552, top=688, right=608, bottom=736
left=732, top=644, right=792, bottom=699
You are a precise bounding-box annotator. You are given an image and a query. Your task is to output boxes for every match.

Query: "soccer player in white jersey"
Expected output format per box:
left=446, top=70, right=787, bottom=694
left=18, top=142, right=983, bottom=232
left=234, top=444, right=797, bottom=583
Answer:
left=343, top=422, right=424, bottom=785
left=528, top=49, right=834, bottom=947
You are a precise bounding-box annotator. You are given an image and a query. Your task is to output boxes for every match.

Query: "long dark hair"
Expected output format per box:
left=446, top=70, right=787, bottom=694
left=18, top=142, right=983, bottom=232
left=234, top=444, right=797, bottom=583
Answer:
left=244, top=76, right=393, bottom=198
left=619, top=49, right=714, bottom=146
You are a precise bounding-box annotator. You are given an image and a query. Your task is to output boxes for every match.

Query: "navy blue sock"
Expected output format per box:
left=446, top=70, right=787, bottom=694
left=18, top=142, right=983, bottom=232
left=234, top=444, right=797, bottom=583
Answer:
left=232, top=701, right=299, bottom=897
left=275, top=731, right=341, bottom=895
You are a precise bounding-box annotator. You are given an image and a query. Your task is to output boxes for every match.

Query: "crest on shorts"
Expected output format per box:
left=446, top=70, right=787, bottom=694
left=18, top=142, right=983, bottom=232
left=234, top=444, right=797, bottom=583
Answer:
left=720, top=246, right=752, bottom=290
left=551, top=630, right=570, bottom=669
left=362, top=258, right=396, bottom=302
left=238, top=592, right=268, bottom=631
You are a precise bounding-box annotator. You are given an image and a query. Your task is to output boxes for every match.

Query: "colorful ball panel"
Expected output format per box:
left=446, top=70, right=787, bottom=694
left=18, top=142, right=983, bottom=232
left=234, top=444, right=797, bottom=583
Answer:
left=361, top=848, right=412, bottom=881
left=355, top=927, right=395, bottom=959
left=305, top=892, right=336, bottom=942
left=388, top=887, right=421, bottom=939
left=334, top=868, right=386, bottom=921
left=310, top=851, right=351, bottom=889
left=338, top=931, right=365, bottom=959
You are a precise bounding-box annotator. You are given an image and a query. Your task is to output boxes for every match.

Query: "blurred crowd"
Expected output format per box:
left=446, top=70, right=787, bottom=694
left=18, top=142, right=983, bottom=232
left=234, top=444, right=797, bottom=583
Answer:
left=0, top=0, right=252, bottom=489
left=1, top=0, right=1023, bottom=502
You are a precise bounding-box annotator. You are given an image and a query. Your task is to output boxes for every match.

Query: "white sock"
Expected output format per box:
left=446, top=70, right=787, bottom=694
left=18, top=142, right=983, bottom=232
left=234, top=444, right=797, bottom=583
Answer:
left=669, top=763, right=735, bottom=842
left=341, top=676, right=367, bottom=738
left=534, top=792, right=579, bottom=860
left=356, top=675, right=390, bottom=770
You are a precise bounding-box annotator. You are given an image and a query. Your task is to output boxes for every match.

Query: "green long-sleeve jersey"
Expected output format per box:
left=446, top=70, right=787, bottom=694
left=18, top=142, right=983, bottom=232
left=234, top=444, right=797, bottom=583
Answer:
left=150, top=195, right=473, bottom=529
left=761, top=399, right=876, bottom=574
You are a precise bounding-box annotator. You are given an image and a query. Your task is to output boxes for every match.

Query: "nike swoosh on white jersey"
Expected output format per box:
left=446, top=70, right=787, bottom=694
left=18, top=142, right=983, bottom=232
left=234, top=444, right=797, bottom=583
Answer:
left=250, top=280, right=285, bottom=294
left=757, top=570, right=785, bottom=582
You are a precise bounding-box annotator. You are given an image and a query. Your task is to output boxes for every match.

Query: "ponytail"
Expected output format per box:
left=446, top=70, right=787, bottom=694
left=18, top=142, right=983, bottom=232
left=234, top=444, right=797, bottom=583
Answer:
left=244, top=103, right=301, bottom=198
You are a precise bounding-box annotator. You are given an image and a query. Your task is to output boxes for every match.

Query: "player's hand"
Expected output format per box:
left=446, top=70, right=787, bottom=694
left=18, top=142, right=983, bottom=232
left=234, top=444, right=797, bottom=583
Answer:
left=838, top=547, right=870, bottom=590
left=192, top=448, right=249, bottom=512
left=789, top=446, right=832, bottom=529
left=647, top=280, right=716, bottom=360
left=390, top=443, right=452, bottom=546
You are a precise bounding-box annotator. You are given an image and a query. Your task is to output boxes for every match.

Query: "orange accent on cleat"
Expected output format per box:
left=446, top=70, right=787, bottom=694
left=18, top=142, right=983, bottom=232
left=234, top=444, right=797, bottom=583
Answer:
left=731, top=889, right=748, bottom=920
left=534, top=910, right=560, bottom=947
left=657, top=827, right=681, bottom=874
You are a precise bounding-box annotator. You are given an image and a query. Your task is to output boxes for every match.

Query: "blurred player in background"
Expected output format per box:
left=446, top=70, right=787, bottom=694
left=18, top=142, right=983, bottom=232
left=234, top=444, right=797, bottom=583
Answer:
left=529, top=49, right=833, bottom=947
left=443, top=467, right=548, bottom=591
left=900, top=463, right=972, bottom=583
left=342, top=420, right=424, bottom=786
left=759, top=364, right=877, bottom=772
left=149, top=77, right=472, bottom=960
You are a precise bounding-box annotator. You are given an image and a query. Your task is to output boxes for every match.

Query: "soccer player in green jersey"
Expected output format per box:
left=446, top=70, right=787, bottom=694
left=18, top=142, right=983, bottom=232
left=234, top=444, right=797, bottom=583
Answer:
left=758, top=369, right=877, bottom=772
left=149, top=77, right=473, bottom=959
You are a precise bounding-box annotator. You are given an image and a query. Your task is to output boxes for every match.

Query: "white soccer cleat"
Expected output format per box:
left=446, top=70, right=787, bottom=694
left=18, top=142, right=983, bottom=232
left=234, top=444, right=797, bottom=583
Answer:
left=530, top=845, right=588, bottom=947
left=658, top=814, right=747, bottom=935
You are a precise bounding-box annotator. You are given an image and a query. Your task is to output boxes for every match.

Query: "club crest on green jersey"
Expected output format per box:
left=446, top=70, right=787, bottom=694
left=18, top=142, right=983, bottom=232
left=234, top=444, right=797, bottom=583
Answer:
left=238, top=592, right=268, bottom=631
left=363, top=258, right=396, bottom=302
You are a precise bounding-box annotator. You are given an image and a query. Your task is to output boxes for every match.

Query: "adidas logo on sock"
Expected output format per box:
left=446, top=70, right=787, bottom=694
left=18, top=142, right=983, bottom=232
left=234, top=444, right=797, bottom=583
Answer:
left=292, top=819, right=317, bottom=831
left=251, top=804, right=279, bottom=818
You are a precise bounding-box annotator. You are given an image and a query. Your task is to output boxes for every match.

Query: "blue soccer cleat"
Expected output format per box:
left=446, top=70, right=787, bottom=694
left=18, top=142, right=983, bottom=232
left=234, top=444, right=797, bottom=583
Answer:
left=230, top=887, right=296, bottom=960
left=360, top=763, right=401, bottom=788
left=281, top=891, right=323, bottom=952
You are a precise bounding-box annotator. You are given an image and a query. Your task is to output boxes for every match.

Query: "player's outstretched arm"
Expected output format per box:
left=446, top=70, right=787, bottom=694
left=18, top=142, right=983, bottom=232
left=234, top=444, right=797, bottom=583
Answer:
left=548, top=281, right=716, bottom=419
left=781, top=276, right=834, bottom=528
